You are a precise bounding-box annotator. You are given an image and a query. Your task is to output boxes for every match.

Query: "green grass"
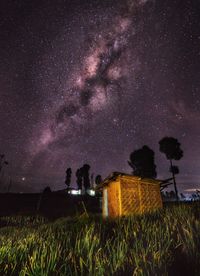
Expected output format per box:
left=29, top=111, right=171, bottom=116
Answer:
left=0, top=203, right=200, bottom=275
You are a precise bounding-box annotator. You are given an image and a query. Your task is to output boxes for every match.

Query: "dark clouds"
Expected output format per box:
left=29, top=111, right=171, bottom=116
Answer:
left=0, top=0, right=200, bottom=192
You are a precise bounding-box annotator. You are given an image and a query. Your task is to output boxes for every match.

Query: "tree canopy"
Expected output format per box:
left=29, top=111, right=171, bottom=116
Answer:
left=159, top=137, right=183, bottom=200
left=159, top=137, right=183, bottom=160
left=128, top=145, right=157, bottom=178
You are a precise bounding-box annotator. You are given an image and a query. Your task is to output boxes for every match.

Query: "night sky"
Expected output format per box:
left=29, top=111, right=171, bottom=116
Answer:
left=0, top=0, right=200, bottom=192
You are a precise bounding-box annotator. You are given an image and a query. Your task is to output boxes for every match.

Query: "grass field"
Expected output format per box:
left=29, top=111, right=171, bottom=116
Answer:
left=0, top=203, right=200, bottom=275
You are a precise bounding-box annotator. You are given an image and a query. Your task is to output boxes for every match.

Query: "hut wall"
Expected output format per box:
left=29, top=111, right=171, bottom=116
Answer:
left=102, top=188, right=109, bottom=217
left=106, top=181, right=121, bottom=217
left=120, top=178, right=141, bottom=215
left=102, top=175, right=163, bottom=218
left=139, top=181, right=163, bottom=213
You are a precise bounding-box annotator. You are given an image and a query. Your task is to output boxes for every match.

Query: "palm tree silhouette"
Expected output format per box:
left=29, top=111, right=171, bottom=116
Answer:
left=159, top=137, right=183, bottom=201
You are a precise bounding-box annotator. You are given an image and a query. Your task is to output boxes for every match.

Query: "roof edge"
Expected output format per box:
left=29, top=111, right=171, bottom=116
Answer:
left=95, top=172, right=162, bottom=190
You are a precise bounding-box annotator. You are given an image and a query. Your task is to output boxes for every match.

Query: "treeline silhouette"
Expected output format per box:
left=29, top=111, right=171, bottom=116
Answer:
left=1, top=136, right=184, bottom=199
left=0, top=154, right=8, bottom=174
left=127, top=137, right=183, bottom=199
left=65, top=164, right=102, bottom=193
left=63, top=136, right=183, bottom=198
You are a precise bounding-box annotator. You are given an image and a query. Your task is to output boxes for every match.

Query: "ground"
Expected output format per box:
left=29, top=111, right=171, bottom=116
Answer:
left=0, top=202, right=200, bottom=275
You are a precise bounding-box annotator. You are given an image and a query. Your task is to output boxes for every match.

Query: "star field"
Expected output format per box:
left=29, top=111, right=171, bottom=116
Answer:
left=0, top=0, right=200, bottom=192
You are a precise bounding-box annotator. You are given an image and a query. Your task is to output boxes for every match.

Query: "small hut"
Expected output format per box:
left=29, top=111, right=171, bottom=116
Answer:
left=96, top=172, right=163, bottom=217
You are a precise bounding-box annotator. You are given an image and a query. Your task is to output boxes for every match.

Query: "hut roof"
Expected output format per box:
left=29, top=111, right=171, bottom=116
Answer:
left=96, top=172, right=162, bottom=190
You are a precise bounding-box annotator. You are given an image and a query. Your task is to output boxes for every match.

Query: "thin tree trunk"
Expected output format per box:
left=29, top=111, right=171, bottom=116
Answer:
left=170, top=159, right=179, bottom=201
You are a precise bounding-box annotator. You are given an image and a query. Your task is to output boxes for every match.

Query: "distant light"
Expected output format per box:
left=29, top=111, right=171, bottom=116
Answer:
left=69, top=189, right=81, bottom=195
left=22, top=177, right=26, bottom=181
left=67, top=189, right=96, bottom=196
left=88, top=189, right=95, bottom=196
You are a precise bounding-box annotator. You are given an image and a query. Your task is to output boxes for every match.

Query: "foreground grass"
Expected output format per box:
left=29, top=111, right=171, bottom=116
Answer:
left=0, top=203, right=200, bottom=275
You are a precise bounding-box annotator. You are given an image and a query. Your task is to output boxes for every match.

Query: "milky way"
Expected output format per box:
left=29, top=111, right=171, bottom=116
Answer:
left=0, top=0, right=200, bottom=192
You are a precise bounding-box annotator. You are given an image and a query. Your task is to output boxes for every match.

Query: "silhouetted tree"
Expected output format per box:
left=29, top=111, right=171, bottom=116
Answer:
left=0, top=154, right=8, bottom=174
left=36, top=186, right=52, bottom=213
left=196, top=190, right=200, bottom=198
left=169, top=190, right=176, bottom=199
left=90, top=173, right=94, bottom=187
left=82, top=164, right=91, bottom=191
left=65, top=168, right=72, bottom=189
left=43, top=186, right=51, bottom=194
left=169, top=165, right=179, bottom=175
left=95, top=175, right=102, bottom=185
left=128, top=145, right=157, bottom=178
left=76, top=168, right=83, bottom=190
left=159, top=137, right=183, bottom=201
left=192, top=193, right=198, bottom=201
left=161, top=191, right=169, bottom=200
left=180, top=193, right=186, bottom=200
left=191, top=190, right=200, bottom=201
